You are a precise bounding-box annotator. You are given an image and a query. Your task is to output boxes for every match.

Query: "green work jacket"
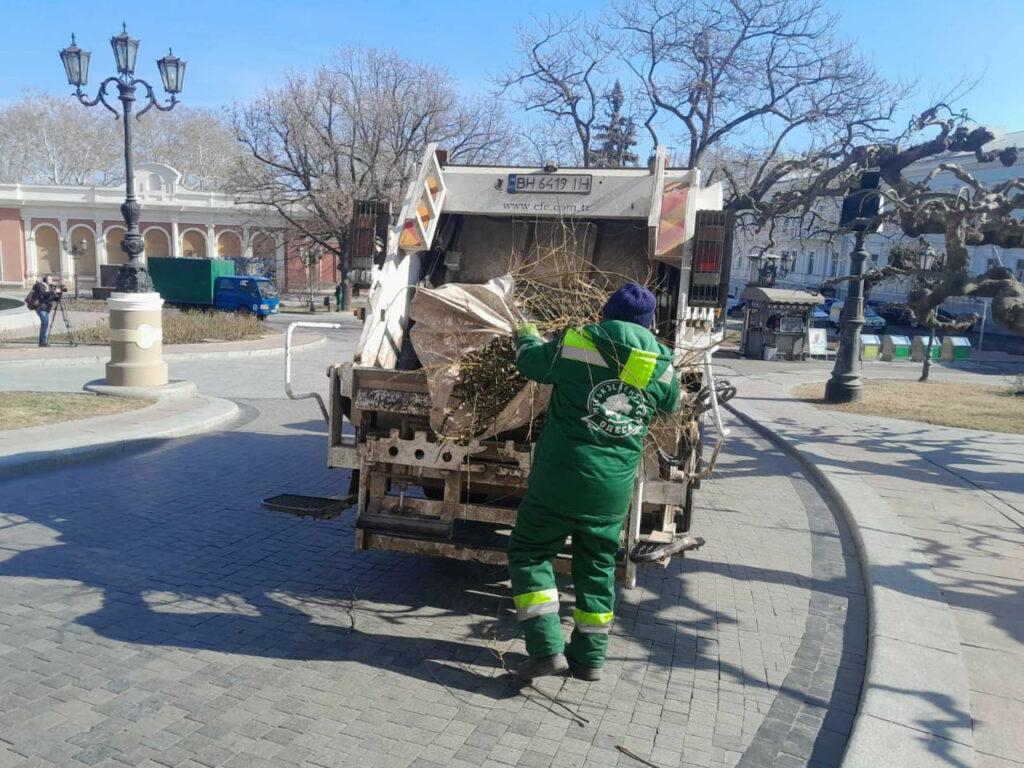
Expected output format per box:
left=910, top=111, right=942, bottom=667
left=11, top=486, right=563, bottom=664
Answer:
left=516, top=320, right=680, bottom=522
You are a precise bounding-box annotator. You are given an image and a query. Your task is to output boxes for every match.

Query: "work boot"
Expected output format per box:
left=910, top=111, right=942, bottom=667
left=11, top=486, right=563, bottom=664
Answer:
left=515, top=653, right=569, bottom=683
left=567, top=660, right=602, bottom=682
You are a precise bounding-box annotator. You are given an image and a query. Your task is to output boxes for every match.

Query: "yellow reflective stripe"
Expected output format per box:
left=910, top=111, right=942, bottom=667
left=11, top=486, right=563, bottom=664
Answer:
left=619, top=348, right=659, bottom=389
left=513, top=589, right=559, bottom=609
left=573, top=608, right=614, bottom=626
left=515, top=589, right=560, bottom=621
left=563, top=328, right=598, bottom=351
left=561, top=329, right=607, bottom=366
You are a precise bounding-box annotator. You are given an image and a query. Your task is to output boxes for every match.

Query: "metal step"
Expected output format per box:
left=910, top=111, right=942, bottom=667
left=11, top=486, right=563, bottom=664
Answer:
left=261, top=494, right=355, bottom=520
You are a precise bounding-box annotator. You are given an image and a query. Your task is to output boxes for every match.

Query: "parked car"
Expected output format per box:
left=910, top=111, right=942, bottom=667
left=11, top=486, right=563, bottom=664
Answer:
left=726, top=293, right=745, bottom=316
left=810, top=306, right=831, bottom=327
left=829, top=301, right=887, bottom=334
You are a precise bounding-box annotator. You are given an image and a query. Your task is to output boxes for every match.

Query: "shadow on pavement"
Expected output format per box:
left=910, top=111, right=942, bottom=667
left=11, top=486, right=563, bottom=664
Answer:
left=0, top=410, right=865, bottom=749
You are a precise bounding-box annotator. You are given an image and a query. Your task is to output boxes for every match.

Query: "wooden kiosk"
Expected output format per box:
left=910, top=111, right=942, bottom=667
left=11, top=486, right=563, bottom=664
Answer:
left=740, top=287, right=825, bottom=361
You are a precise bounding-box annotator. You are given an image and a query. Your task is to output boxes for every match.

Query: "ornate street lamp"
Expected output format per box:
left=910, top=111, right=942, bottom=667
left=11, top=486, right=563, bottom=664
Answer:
left=60, top=24, right=186, bottom=293
left=824, top=172, right=883, bottom=403
left=301, top=245, right=325, bottom=312
left=747, top=252, right=792, bottom=287
left=62, top=236, right=87, bottom=299
left=60, top=25, right=185, bottom=389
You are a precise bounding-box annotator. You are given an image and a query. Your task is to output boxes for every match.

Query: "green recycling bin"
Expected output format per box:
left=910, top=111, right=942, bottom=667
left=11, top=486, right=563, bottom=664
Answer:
left=860, top=334, right=881, bottom=361
left=941, top=336, right=972, bottom=361
left=881, top=334, right=911, bottom=361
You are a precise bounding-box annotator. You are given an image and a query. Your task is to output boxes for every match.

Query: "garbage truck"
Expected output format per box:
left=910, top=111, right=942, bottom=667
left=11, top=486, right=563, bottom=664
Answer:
left=272, top=145, right=735, bottom=587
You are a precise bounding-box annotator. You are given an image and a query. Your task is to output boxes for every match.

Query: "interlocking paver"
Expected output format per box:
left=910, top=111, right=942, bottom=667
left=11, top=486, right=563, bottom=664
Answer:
left=0, top=330, right=865, bottom=767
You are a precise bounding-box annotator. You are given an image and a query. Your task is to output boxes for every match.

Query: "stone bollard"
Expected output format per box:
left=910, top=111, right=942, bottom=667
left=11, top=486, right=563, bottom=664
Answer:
left=106, top=292, right=168, bottom=387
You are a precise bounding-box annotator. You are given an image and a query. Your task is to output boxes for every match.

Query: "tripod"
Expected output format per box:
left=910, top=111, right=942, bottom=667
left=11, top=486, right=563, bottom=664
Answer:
left=51, top=296, right=77, bottom=347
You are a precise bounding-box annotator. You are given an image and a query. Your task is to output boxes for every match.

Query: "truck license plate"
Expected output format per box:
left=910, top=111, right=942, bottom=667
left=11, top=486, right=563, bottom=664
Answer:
left=507, top=173, right=592, bottom=194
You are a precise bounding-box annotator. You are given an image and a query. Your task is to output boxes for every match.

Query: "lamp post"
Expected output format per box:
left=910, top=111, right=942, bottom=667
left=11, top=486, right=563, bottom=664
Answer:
left=747, top=252, right=793, bottom=288
left=60, top=25, right=185, bottom=293
left=301, top=245, right=324, bottom=312
left=63, top=236, right=87, bottom=299
left=60, top=25, right=186, bottom=388
left=825, top=172, right=882, bottom=403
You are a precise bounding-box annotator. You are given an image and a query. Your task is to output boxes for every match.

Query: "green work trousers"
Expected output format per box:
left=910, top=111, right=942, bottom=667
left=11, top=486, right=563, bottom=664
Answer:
left=507, top=500, right=623, bottom=669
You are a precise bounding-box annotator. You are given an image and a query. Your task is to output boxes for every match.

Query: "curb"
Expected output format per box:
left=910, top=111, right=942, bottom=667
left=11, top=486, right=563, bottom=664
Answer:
left=0, top=334, right=325, bottom=368
left=725, top=400, right=976, bottom=768
left=0, top=395, right=239, bottom=480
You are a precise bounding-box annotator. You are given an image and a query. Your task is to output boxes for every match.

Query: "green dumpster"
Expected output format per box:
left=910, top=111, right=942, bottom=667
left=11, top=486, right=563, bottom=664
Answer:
left=941, top=336, right=972, bottom=362
left=881, top=334, right=911, bottom=361
left=860, top=334, right=881, bottom=361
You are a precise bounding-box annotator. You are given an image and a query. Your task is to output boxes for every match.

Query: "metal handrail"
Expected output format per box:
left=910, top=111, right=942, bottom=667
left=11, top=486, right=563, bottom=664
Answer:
left=285, top=321, right=344, bottom=422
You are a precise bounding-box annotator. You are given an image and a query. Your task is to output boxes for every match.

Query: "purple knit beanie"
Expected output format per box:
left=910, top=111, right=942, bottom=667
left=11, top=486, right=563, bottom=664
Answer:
left=602, top=283, right=656, bottom=328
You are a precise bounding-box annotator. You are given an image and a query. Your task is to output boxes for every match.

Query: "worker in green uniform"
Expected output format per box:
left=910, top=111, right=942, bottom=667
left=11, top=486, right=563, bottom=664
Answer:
left=508, top=283, right=681, bottom=682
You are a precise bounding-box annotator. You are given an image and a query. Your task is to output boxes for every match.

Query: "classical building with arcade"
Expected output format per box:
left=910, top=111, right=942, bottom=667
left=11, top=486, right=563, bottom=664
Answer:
left=0, top=162, right=339, bottom=294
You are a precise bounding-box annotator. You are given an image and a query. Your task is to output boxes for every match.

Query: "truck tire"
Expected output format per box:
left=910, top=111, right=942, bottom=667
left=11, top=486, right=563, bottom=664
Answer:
left=237, top=305, right=252, bottom=317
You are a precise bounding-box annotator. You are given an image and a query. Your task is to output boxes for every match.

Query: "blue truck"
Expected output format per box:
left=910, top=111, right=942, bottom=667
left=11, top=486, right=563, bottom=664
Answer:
left=148, top=257, right=280, bottom=318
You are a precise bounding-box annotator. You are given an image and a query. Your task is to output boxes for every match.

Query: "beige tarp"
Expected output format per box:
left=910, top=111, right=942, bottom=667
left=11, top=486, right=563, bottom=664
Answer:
left=409, top=276, right=550, bottom=438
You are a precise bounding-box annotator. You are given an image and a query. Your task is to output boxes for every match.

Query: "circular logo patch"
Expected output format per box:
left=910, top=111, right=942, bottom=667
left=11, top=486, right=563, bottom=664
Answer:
left=582, top=380, right=650, bottom=438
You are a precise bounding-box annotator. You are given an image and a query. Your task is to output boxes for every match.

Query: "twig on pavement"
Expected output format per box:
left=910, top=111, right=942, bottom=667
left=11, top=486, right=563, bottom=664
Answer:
left=615, top=745, right=666, bottom=768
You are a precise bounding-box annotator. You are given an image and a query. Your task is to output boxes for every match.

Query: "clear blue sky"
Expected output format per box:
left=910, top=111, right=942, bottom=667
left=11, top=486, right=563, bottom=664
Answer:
left=3, top=0, right=1022, bottom=131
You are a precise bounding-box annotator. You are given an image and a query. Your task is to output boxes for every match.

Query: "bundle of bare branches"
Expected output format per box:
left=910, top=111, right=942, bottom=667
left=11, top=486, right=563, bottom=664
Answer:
left=447, top=335, right=531, bottom=440
left=441, top=252, right=708, bottom=454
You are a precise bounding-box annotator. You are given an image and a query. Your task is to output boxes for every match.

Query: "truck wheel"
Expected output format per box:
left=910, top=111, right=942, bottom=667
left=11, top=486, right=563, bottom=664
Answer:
left=237, top=306, right=252, bottom=317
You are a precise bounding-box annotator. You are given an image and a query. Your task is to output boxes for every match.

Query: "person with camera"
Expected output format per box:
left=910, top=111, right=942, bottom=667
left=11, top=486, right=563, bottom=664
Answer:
left=25, top=275, right=60, bottom=347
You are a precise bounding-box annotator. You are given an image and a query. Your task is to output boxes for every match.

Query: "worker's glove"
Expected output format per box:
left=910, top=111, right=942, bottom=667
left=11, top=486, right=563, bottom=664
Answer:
left=516, top=323, right=540, bottom=338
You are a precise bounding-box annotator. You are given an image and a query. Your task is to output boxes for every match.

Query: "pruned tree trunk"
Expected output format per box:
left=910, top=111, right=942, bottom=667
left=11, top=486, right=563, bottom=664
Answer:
left=920, top=329, right=936, bottom=382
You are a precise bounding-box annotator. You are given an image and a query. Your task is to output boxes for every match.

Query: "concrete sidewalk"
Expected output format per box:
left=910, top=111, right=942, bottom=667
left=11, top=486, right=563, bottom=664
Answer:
left=722, top=362, right=1023, bottom=768
left=0, top=330, right=324, bottom=367
left=0, top=392, right=239, bottom=479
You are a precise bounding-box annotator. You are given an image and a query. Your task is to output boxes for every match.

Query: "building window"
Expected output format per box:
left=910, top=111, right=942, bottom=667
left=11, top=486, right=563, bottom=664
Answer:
left=1017, top=258, right=1024, bottom=280
left=805, top=251, right=815, bottom=276
left=831, top=254, right=840, bottom=277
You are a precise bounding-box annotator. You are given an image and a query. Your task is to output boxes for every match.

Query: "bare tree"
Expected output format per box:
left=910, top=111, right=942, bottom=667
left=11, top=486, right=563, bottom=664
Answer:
left=614, top=0, right=906, bottom=220
left=816, top=107, right=1024, bottom=362
left=0, top=90, right=241, bottom=190
left=230, top=47, right=517, bottom=276
left=0, top=89, right=120, bottom=185
left=497, top=15, right=610, bottom=167
left=134, top=106, right=239, bottom=190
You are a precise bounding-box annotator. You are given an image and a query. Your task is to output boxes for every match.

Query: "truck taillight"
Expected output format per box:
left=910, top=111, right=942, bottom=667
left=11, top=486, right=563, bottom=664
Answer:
left=688, top=210, right=734, bottom=310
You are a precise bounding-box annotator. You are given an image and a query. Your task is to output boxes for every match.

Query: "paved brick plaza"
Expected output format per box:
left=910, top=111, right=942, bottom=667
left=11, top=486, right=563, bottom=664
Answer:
left=0, top=357, right=865, bottom=767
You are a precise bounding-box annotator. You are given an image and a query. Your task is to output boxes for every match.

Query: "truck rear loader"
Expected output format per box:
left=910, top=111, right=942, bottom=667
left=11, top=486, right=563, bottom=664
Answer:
left=277, top=146, right=735, bottom=588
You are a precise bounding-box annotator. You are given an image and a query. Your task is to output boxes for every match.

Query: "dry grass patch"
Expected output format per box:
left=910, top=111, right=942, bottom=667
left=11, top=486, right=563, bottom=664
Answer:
left=0, top=391, right=151, bottom=431
left=61, top=298, right=109, bottom=313
left=793, top=379, right=1024, bottom=434
left=49, top=310, right=269, bottom=345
